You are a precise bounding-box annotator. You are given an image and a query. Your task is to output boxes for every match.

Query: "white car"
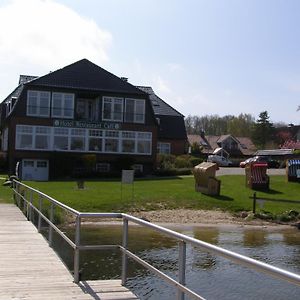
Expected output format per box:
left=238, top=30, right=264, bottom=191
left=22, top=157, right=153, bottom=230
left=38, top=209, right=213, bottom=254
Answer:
left=207, top=155, right=232, bottom=167
left=207, top=147, right=232, bottom=167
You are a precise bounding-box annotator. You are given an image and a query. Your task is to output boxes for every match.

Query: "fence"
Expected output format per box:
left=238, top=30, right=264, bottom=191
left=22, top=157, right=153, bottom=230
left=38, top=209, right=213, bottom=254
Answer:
left=250, top=192, right=300, bottom=214
left=12, top=180, right=300, bottom=300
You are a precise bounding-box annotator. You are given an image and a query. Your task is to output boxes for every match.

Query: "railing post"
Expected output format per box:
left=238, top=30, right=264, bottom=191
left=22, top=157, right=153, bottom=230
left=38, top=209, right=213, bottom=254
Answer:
left=29, top=190, right=33, bottom=222
left=38, top=195, right=43, bottom=233
left=178, top=240, right=186, bottom=300
left=16, top=183, right=21, bottom=208
left=48, top=203, right=54, bottom=246
left=121, top=218, right=129, bottom=286
left=253, top=192, right=257, bottom=214
left=74, top=215, right=81, bottom=283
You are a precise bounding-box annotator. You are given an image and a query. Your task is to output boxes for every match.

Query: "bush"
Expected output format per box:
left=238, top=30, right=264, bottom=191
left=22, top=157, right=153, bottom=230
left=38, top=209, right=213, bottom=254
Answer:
left=174, top=156, right=192, bottom=168
left=154, top=168, right=191, bottom=176
left=189, top=157, right=204, bottom=167
left=156, top=154, right=176, bottom=170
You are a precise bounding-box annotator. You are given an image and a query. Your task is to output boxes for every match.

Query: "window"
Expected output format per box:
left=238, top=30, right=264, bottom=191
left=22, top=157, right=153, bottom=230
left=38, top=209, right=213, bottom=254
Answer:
left=102, top=97, right=123, bottom=121
left=121, top=131, right=136, bottom=153
left=89, top=130, right=102, bottom=151
left=53, top=128, right=69, bottom=150
left=52, top=93, right=74, bottom=118
left=16, top=126, right=33, bottom=149
left=35, top=127, right=50, bottom=149
left=15, top=124, right=152, bottom=155
left=125, top=98, right=145, bottom=123
left=37, top=161, right=47, bottom=168
left=158, top=142, right=171, bottom=154
left=96, top=163, right=110, bottom=173
left=27, top=90, right=50, bottom=117
left=104, top=130, right=119, bottom=152
left=77, top=99, right=97, bottom=120
left=133, top=164, right=143, bottom=173
left=137, top=132, right=152, bottom=154
left=70, top=129, right=85, bottom=151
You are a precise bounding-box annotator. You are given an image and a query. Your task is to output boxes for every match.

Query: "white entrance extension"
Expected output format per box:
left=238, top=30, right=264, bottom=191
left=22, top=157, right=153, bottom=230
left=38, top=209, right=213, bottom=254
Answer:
left=21, top=159, right=49, bottom=181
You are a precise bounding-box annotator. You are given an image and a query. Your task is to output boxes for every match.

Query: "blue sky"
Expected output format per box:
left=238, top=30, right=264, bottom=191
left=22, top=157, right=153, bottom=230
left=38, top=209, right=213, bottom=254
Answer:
left=0, top=0, right=299, bottom=124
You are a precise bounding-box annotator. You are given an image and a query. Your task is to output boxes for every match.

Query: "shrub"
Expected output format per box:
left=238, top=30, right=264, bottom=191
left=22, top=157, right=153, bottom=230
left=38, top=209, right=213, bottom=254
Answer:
left=189, top=157, right=204, bottom=167
left=156, top=154, right=176, bottom=170
left=154, top=167, right=191, bottom=176
left=175, top=156, right=192, bottom=168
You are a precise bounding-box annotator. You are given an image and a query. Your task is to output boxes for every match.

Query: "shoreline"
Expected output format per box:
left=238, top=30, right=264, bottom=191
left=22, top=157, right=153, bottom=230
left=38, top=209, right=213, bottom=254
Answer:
left=77, top=208, right=296, bottom=230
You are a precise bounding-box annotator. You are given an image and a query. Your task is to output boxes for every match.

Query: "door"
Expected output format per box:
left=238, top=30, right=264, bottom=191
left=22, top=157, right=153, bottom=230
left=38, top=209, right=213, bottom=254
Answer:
left=22, top=159, right=49, bottom=181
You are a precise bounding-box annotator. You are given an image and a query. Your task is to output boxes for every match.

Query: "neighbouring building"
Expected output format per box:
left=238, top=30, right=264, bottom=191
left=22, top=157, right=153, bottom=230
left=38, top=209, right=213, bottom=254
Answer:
left=0, top=59, right=187, bottom=180
left=188, top=133, right=256, bottom=157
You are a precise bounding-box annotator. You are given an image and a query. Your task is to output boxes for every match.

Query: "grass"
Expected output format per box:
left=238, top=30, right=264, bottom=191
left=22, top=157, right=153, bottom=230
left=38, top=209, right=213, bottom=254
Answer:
left=1, top=175, right=299, bottom=216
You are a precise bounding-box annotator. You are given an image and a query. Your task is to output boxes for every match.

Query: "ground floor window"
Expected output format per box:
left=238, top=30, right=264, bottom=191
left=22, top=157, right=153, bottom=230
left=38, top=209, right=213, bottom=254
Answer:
left=16, top=125, right=152, bottom=155
left=157, top=142, right=171, bottom=154
left=132, top=164, right=143, bottom=173
left=95, top=163, right=110, bottom=172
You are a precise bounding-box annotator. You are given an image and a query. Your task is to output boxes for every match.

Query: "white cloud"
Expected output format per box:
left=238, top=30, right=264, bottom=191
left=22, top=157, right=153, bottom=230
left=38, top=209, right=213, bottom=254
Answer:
left=167, top=63, right=183, bottom=72
left=0, top=0, right=112, bottom=99
left=154, top=76, right=171, bottom=94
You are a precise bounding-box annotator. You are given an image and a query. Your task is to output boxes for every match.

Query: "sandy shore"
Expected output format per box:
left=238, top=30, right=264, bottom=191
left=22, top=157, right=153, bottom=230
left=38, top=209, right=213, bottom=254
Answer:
left=130, top=209, right=292, bottom=228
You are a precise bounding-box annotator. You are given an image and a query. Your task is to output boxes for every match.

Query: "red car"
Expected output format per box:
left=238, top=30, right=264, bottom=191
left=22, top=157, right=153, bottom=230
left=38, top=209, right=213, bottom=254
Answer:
left=240, top=156, right=280, bottom=168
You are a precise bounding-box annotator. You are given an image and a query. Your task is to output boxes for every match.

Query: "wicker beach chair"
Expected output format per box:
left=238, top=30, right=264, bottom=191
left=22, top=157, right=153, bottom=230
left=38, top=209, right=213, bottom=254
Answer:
left=245, top=162, right=269, bottom=190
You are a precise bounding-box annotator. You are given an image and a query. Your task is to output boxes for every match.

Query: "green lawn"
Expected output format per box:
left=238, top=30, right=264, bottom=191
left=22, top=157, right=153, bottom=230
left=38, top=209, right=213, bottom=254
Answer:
left=1, top=175, right=299, bottom=216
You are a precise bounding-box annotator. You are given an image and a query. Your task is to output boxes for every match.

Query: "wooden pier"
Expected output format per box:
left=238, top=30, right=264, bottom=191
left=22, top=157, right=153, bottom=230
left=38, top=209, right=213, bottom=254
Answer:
left=0, top=203, right=138, bottom=300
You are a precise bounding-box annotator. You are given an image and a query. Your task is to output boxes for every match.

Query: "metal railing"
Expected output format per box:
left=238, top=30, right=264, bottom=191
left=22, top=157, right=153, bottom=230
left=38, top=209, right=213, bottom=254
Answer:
left=12, top=180, right=300, bottom=300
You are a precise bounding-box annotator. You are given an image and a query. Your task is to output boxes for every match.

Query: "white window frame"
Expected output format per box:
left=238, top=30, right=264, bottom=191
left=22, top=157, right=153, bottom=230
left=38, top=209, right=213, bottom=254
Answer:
left=15, top=124, right=152, bottom=155
left=102, top=97, right=123, bottom=122
left=96, top=163, right=110, bottom=173
left=125, top=98, right=145, bottom=123
left=2, top=128, right=8, bottom=151
left=27, top=90, right=50, bottom=117
left=133, top=164, right=143, bottom=173
left=51, top=92, right=74, bottom=119
left=158, top=142, right=171, bottom=154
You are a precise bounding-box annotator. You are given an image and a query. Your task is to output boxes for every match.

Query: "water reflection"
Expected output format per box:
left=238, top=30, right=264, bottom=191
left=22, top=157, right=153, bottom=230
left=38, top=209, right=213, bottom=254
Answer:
left=51, top=223, right=300, bottom=300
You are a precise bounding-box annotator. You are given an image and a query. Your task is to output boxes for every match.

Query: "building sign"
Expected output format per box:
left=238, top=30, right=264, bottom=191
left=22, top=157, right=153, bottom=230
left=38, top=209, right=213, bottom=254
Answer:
left=53, top=120, right=121, bottom=130
left=122, top=169, right=134, bottom=184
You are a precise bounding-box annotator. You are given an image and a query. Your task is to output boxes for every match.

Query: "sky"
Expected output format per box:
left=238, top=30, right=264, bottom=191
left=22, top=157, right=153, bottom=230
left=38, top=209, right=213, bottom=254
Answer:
left=0, top=0, right=300, bottom=125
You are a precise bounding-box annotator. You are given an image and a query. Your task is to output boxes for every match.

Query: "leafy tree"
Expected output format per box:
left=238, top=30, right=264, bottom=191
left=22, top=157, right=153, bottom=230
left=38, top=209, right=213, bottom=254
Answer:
left=184, top=113, right=255, bottom=136
left=251, top=111, right=275, bottom=149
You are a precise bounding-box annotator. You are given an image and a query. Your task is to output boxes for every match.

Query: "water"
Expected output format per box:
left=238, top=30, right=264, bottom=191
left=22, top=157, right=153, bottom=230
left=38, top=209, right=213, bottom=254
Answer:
left=51, top=223, right=300, bottom=300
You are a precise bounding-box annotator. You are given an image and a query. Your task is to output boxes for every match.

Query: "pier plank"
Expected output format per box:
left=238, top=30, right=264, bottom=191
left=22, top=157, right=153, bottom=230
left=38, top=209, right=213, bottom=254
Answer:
left=0, top=204, right=138, bottom=300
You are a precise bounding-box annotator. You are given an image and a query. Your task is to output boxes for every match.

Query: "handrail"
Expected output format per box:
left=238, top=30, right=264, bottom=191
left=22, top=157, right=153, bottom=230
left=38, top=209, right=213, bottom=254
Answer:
left=11, top=180, right=300, bottom=300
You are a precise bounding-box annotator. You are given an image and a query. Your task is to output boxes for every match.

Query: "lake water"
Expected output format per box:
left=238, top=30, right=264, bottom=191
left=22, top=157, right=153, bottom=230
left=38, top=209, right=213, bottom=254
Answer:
left=52, top=223, right=300, bottom=300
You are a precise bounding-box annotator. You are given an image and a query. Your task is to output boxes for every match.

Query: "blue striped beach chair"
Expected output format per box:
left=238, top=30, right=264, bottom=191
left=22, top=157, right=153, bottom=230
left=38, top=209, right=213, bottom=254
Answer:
left=286, top=159, right=300, bottom=182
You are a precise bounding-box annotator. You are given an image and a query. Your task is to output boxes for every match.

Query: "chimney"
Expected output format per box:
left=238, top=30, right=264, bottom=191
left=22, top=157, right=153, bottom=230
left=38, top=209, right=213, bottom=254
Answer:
left=200, top=129, right=205, bottom=138
left=120, top=77, right=128, bottom=82
left=19, top=75, right=38, bottom=85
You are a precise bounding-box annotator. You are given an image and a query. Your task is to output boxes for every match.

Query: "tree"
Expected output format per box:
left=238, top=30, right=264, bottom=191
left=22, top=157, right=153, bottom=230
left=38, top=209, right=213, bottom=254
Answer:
left=251, top=111, right=275, bottom=149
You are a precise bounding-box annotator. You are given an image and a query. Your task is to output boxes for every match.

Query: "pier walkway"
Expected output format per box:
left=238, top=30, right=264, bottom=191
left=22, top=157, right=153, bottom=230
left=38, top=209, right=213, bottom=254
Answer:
left=0, top=203, right=138, bottom=300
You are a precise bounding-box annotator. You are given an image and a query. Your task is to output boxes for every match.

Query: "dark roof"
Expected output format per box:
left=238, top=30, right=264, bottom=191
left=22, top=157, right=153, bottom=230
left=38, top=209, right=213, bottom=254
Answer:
left=187, top=134, right=256, bottom=155
left=136, top=86, right=183, bottom=117
left=158, top=115, right=187, bottom=139
left=26, top=59, right=146, bottom=95
left=1, top=84, right=24, bottom=104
